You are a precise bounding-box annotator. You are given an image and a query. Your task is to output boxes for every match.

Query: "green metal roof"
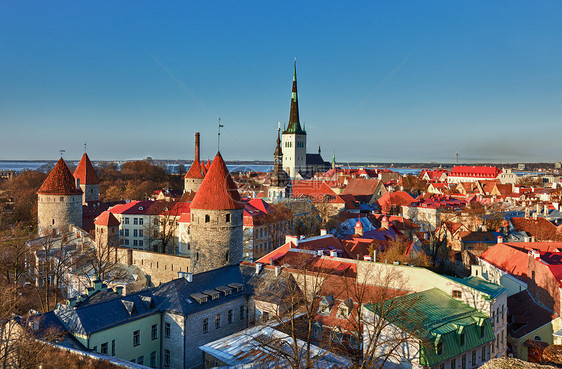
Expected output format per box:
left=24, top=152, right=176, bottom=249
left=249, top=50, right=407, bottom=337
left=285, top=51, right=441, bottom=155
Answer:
left=365, top=288, right=494, bottom=367
left=444, top=275, right=506, bottom=299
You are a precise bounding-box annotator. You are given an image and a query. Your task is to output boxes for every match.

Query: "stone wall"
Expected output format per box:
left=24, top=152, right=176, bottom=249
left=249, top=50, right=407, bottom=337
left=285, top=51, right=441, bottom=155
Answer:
left=115, top=248, right=191, bottom=286
left=189, top=208, right=243, bottom=274
left=81, top=183, right=99, bottom=203
left=184, top=177, right=203, bottom=193
left=38, top=193, right=83, bottom=235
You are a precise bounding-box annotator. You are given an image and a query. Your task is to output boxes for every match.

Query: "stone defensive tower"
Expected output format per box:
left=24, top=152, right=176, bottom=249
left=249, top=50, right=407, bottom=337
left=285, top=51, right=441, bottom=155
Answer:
left=94, top=211, right=120, bottom=261
left=37, top=158, right=83, bottom=235
left=282, top=60, right=307, bottom=178
left=189, top=152, right=244, bottom=274
left=184, top=132, right=205, bottom=193
left=73, top=152, right=99, bottom=204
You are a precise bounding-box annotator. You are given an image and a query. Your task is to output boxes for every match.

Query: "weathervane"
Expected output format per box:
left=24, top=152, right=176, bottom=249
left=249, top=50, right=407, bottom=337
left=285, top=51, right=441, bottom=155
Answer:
left=217, top=118, right=224, bottom=151
left=59, top=149, right=66, bottom=158
left=84, top=141, right=87, bottom=153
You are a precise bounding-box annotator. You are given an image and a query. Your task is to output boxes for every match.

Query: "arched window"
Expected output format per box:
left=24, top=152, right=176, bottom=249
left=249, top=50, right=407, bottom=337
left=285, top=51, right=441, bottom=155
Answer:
left=205, top=215, right=210, bottom=223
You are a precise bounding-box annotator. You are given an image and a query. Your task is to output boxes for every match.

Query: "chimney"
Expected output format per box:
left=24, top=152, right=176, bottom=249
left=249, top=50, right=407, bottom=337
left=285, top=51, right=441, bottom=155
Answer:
left=285, top=235, right=298, bottom=245
left=525, top=208, right=530, bottom=219
left=533, top=212, right=538, bottom=220
left=126, top=249, right=133, bottom=266
left=185, top=273, right=193, bottom=282
left=320, top=229, right=327, bottom=236
left=330, top=250, right=338, bottom=258
left=497, top=236, right=503, bottom=244
left=275, top=266, right=281, bottom=277
left=363, top=255, right=372, bottom=262
left=317, top=250, right=323, bottom=257
left=482, top=224, right=488, bottom=232
left=255, top=263, right=263, bottom=275
left=195, top=132, right=200, bottom=163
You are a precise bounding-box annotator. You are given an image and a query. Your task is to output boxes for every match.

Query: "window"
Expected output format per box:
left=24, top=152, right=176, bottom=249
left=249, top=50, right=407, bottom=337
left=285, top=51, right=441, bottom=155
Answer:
left=480, top=325, right=485, bottom=339
left=93, top=346, right=97, bottom=352
left=205, top=215, right=210, bottom=223
left=133, top=240, right=138, bottom=246
left=124, top=217, right=129, bottom=224
left=60, top=196, right=64, bottom=202
left=462, top=354, right=466, bottom=369
left=215, top=314, right=221, bottom=329
left=139, top=240, right=144, bottom=246
left=134, top=229, right=138, bottom=237
left=203, top=318, right=208, bottom=333
left=452, top=290, right=462, bottom=299
left=501, top=329, right=505, bottom=345
left=472, top=350, right=477, bottom=366
left=501, top=305, right=504, bottom=321
left=151, top=324, right=158, bottom=340
left=133, top=330, right=140, bottom=346
left=101, top=342, right=108, bottom=354
left=460, top=332, right=466, bottom=346
left=436, top=342, right=443, bottom=356
left=165, top=322, right=170, bottom=337
left=450, top=358, right=456, bottom=369
left=125, top=229, right=129, bottom=236
left=240, top=305, right=245, bottom=320
left=137, top=356, right=144, bottom=365
left=482, top=346, right=486, bottom=361
left=139, top=218, right=144, bottom=225
left=124, top=239, right=129, bottom=245
left=496, top=333, right=499, bottom=349
left=226, top=214, right=231, bottom=222
left=139, top=229, right=144, bottom=237
left=534, top=335, right=542, bottom=342
left=111, top=340, right=115, bottom=356
left=228, top=309, right=233, bottom=324
left=120, top=229, right=124, bottom=236
left=164, top=350, right=170, bottom=367
left=134, top=218, right=138, bottom=225
left=150, top=352, right=156, bottom=368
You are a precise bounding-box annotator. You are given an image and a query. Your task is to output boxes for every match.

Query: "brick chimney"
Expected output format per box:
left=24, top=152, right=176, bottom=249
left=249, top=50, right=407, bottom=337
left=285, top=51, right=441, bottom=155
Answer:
left=195, top=132, right=200, bottom=163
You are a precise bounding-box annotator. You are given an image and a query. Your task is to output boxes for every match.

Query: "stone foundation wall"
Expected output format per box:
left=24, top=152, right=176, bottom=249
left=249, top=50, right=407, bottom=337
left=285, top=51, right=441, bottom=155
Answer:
left=115, top=247, right=191, bottom=286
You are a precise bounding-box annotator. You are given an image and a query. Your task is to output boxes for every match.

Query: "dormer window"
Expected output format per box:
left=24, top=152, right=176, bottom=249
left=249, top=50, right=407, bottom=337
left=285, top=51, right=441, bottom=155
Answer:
left=228, top=283, right=244, bottom=292
left=203, top=290, right=220, bottom=300
left=452, top=290, right=462, bottom=299
left=460, top=332, right=466, bottom=346
left=318, top=294, right=334, bottom=315
left=216, top=286, right=232, bottom=296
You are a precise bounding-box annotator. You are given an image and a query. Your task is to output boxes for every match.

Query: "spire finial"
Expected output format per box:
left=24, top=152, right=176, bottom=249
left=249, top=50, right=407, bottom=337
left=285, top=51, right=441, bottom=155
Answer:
left=84, top=141, right=87, bottom=153
left=217, top=118, right=224, bottom=151
left=59, top=149, right=66, bottom=158
left=318, top=145, right=321, bottom=155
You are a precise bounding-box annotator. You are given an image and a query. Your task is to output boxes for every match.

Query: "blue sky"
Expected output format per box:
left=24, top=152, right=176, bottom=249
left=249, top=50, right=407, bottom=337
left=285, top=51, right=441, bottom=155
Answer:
left=1, top=1, right=561, bottom=163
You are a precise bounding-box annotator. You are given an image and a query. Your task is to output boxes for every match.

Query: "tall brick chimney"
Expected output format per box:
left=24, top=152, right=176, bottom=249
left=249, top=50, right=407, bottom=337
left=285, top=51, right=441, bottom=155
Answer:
left=195, top=132, right=200, bottom=163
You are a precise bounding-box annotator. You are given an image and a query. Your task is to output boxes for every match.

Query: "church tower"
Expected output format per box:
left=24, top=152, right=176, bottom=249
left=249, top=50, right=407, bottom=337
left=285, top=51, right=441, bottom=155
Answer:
left=37, top=158, right=83, bottom=235
left=184, top=132, right=205, bottom=193
left=282, top=61, right=307, bottom=178
left=268, top=124, right=291, bottom=201
left=73, top=152, right=99, bottom=204
left=189, top=152, right=244, bottom=274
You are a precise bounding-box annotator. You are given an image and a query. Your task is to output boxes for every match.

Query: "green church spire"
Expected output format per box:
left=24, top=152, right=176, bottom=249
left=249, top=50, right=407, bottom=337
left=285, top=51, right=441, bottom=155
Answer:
left=283, top=59, right=306, bottom=135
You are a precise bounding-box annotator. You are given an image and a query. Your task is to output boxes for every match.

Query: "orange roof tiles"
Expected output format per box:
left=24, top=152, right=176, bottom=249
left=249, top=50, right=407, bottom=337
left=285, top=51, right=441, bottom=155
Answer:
left=342, top=178, right=382, bottom=196
left=190, top=152, right=244, bottom=210
left=94, top=211, right=120, bottom=227
left=184, top=159, right=204, bottom=179
left=73, top=153, right=99, bottom=185
left=37, top=158, right=83, bottom=195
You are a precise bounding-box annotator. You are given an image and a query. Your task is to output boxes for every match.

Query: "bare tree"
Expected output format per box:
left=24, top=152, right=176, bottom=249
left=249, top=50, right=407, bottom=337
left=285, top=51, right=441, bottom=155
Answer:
left=144, top=201, right=180, bottom=254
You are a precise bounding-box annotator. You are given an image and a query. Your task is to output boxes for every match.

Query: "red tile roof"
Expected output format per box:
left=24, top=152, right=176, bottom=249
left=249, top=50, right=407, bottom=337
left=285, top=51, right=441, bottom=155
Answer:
left=94, top=211, right=120, bottom=227
left=291, top=181, right=345, bottom=204
left=449, top=166, right=501, bottom=178
left=190, top=152, right=244, bottom=210
left=342, top=178, right=381, bottom=196
left=73, top=153, right=99, bottom=185
left=37, top=158, right=83, bottom=195
left=184, top=159, right=204, bottom=179
left=109, top=200, right=165, bottom=215
left=377, top=191, right=416, bottom=210
left=510, top=217, right=560, bottom=241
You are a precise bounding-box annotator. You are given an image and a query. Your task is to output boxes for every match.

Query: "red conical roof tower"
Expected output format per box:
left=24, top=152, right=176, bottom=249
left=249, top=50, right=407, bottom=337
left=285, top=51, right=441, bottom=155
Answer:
left=190, top=152, right=243, bottom=210
left=38, top=158, right=83, bottom=195
left=74, top=153, right=99, bottom=185
left=184, top=159, right=204, bottom=179
left=94, top=211, right=120, bottom=227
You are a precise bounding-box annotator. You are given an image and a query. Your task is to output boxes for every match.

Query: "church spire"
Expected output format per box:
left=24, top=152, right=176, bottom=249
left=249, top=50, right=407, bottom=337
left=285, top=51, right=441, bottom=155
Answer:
left=274, top=122, right=283, bottom=164
left=284, top=59, right=305, bottom=135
